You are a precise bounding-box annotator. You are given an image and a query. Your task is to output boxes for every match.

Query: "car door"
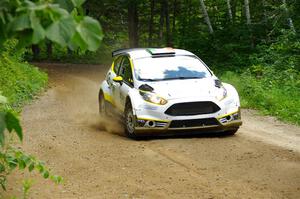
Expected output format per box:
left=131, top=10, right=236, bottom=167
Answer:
left=115, top=56, right=134, bottom=111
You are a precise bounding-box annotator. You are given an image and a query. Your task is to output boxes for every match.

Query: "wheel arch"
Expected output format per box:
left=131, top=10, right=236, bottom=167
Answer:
left=100, top=80, right=114, bottom=104
left=124, top=93, right=138, bottom=116
left=98, top=88, right=104, bottom=98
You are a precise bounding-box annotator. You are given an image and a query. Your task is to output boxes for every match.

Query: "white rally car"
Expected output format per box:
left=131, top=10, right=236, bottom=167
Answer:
left=99, top=48, right=242, bottom=138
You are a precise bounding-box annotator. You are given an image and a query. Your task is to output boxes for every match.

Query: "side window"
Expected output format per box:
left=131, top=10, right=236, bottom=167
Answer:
left=119, top=57, right=133, bottom=85
left=113, top=56, right=122, bottom=74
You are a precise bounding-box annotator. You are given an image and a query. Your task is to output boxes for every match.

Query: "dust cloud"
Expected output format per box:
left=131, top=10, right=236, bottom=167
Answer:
left=88, top=114, right=124, bottom=136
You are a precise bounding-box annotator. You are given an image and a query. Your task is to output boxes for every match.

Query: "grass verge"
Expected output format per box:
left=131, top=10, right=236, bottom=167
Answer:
left=0, top=51, right=48, bottom=110
left=220, top=71, right=300, bottom=125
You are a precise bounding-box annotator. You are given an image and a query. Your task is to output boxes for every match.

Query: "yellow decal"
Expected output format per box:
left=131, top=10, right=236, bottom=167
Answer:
left=129, top=58, right=134, bottom=71
left=217, top=109, right=240, bottom=119
left=103, top=93, right=114, bottom=105
left=111, top=62, right=115, bottom=72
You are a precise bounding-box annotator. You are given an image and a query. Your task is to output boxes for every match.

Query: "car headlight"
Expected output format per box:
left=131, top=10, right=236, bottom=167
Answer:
left=216, top=86, right=227, bottom=101
left=140, top=91, right=168, bottom=105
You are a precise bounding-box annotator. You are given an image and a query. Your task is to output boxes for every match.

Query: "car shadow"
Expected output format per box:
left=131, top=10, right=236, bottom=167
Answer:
left=133, top=131, right=236, bottom=141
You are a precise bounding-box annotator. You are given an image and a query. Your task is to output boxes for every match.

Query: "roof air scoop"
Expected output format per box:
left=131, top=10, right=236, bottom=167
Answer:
left=147, top=48, right=175, bottom=57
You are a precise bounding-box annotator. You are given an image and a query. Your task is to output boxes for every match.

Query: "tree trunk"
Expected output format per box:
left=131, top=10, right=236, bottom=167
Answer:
left=164, top=0, right=171, bottom=46
left=262, top=0, right=270, bottom=41
left=226, top=0, right=233, bottom=22
left=148, top=0, right=155, bottom=46
left=199, top=0, right=214, bottom=34
left=282, top=0, right=296, bottom=32
left=46, top=41, right=52, bottom=59
left=172, top=0, right=177, bottom=37
left=244, top=0, right=251, bottom=25
left=244, top=0, right=254, bottom=47
left=128, top=0, right=139, bottom=48
left=31, top=44, right=40, bottom=60
left=262, top=0, right=267, bottom=25
left=67, top=47, right=72, bottom=56
left=231, top=0, right=237, bottom=23
left=179, top=0, right=186, bottom=47
left=159, top=0, right=165, bottom=42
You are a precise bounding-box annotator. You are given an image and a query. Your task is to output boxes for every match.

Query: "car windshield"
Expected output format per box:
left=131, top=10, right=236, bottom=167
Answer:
left=133, top=56, right=211, bottom=81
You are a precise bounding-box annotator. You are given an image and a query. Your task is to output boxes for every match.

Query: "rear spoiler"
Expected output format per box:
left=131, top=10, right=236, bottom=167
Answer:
left=112, top=48, right=146, bottom=57
left=112, top=47, right=176, bottom=57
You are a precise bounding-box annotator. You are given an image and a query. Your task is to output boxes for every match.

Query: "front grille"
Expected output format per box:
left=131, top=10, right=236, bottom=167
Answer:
left=165, top=101, right=220, bottom=116
left=169, top=118, right=219, bottom=128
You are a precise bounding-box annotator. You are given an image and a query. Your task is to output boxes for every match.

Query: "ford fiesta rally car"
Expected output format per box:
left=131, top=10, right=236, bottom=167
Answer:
left=98, top=48, right=242, bottom=138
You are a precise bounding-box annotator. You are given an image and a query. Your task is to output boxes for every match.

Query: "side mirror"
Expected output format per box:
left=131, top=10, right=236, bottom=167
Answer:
left=113, top=76, right=123, bottom=83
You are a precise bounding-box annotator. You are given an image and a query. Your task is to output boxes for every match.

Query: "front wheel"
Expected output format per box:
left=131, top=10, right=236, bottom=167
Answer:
left=124, top=102, right=137, bottom=139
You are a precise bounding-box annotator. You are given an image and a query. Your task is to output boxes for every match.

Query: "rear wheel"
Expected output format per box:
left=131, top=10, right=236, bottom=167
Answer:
left=124, top=102, right=137, bottom=139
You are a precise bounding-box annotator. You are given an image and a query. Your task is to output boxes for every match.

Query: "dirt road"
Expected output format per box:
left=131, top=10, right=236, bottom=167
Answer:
left=7, top=63, right=300, bottom=198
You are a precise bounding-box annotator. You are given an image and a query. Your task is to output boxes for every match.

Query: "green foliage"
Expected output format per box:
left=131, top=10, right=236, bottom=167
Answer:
left=0, top=40, right=48, bottom=109
left=219, top=31, right=300, bottom=125
left=22, top=179, right=33, bottom=199
left=0, top=111, right=23, bottom=145
left=250, top=30, right=300, bottom=71
left=72, top=16, right=103, bottom=51
left=0, top=0, right=103, bottom=51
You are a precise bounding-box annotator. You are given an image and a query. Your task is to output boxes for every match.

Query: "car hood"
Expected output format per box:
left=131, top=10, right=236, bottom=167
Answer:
left=140, top=78, right=217, bottom=100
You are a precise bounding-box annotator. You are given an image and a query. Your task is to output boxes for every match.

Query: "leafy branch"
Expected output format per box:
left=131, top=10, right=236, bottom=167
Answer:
left=0, top=0, right=103, bottom=51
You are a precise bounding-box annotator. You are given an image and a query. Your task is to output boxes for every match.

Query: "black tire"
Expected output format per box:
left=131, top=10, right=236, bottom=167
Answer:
left=124, top=102, right=137, bottom=139
left=99, top=92, right=107, bottom=117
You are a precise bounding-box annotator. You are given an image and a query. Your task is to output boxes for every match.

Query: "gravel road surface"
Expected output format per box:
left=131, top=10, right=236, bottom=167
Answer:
left=7, top=63, right=300, bottom=199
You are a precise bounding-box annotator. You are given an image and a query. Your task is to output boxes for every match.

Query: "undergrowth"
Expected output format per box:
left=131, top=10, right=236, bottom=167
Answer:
left=219, top=31, right=300, bottom=125
left=0, top=40, right=48, bottom=110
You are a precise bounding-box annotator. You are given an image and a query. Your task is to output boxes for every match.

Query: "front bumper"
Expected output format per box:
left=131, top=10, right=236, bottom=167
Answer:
left=134, top=109, right=242, bottom=134
left=133, top=94, right=242, bottom=134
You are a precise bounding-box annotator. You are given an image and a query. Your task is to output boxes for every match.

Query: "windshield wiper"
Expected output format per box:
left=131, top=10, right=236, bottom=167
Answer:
left=139, top=78, right=158, bottom=81
left=140, top=76, right=203, bottom=81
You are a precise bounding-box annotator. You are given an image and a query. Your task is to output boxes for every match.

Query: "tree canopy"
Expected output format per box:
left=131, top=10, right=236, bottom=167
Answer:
left=84, top=0, right=299, bottom=67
